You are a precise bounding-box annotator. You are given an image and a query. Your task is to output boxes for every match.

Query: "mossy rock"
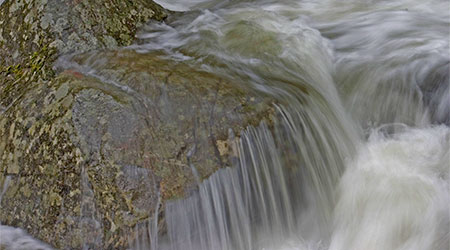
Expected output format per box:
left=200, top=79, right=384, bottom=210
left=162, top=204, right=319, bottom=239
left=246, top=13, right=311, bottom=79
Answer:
left=0, top=0, right=167, bottom=66
left=0, top=0, right=168, bottom=114
left=0, top=1, right=275, bottom=247
left=0, top=49, right=275, bottom=249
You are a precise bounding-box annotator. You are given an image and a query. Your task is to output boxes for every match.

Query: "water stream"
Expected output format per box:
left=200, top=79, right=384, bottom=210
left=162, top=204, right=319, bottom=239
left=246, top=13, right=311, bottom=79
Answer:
left=1, top=0, right=449, bottom=249
left=132, top=0, right=449, bottom=249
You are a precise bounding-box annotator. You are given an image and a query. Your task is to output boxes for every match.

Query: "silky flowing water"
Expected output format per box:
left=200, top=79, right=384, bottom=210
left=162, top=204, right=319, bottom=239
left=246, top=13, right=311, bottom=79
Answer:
left=1, top=0, right=449, bottom=249
left=128, top=0, right=449, bottom=249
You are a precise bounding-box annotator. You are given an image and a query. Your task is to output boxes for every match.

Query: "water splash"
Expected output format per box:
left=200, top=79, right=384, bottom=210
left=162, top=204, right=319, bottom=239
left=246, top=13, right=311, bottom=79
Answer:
left=0, top=225, right=53, bottom=250
left=132, top=0, right=450, bottom=249
left=2, top=0, right=449, bottom=249
left=330, top=126, right=450, bottom=250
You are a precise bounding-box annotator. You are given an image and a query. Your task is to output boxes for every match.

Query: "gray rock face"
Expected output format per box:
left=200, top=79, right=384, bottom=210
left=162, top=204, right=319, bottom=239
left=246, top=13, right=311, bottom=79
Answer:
left=0, top=1, right=274, bottom=248
left=0, top=0, right=168, bottom=67
left=0, top=0, right=168, bottom=121
left=72, top=88, right=141, bottom=160
left=116, top=165, right=159, bottom=217
left=0, top=48, right=274, bottom=248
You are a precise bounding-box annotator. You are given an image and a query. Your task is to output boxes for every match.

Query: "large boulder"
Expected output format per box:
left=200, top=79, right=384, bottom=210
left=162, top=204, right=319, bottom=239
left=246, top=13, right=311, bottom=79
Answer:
left=0, top=49, right=274, bottom=249
left=0, top=0, right=275, bottom=247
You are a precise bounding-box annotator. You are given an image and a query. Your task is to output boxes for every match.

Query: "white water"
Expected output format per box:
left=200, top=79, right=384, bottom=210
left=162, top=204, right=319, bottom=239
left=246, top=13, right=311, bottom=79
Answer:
left=136, top=0, right=450, bottom=249
left=0, top=225, right=53, bottom=250
left=330, top=125, right=449, bottom=250
left=1, top=0, right=449, bottom=249
left=254, top=126, right=450, bottom=250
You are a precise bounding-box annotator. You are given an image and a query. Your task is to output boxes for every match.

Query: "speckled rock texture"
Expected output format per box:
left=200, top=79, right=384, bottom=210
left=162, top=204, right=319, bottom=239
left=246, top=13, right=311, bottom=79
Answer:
left=0, top=49, right=274, bottom=249
left=0, top=0, right=168, bottom=118
left=0, top=0, right=167, bottom=65
left=0, top=1, right=274, bottom=248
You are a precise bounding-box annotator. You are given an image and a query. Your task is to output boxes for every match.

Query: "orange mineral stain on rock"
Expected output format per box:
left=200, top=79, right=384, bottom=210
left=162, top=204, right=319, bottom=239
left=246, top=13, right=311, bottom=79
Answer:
left=63, top=69, right=84, bottom=79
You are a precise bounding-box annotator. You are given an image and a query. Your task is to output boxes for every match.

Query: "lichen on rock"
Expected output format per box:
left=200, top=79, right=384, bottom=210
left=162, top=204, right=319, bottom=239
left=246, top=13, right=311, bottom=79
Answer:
left=0, top=0, right=168, bottom=114
left=0, top=48, right=275, bottom=248
left=0, top=1, right=275, bottom=248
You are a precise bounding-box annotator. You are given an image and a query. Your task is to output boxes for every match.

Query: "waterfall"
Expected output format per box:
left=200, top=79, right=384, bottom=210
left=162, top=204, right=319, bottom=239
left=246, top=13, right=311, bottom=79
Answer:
left=134, top=0, right=449, bottom=249
left=1, top=0, right=449, bottom=249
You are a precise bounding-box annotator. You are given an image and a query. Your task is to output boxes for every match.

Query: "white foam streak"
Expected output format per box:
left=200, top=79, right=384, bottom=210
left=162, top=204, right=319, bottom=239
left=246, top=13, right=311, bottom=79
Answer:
left=130, top=0, right=449, bottom=249
left=0, top=226, right=53, bottom=250
left=330, top=126, right=450, bottom=250
left=2, top=0, right=449, bottom=249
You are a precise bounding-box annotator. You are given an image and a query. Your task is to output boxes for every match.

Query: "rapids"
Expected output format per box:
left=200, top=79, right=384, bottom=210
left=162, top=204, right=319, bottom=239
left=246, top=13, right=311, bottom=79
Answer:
left=131, top=0, right=449, bottom=249
left=1, top=0, right=449, bottom=249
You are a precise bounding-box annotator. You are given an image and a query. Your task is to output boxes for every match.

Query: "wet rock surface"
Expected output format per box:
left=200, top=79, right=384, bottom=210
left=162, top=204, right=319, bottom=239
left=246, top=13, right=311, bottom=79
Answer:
left=0, top=0, right=170, bottom=247
left=0, top=1, right=275, bottom=248
left=0, top=0, right=168, bottom=125
left=0, top=47, right=274, bottom=249
left=0, top=0, right=168, bottom=66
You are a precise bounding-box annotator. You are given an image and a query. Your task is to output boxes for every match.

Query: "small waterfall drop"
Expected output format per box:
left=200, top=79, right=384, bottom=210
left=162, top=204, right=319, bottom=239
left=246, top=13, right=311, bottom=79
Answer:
left=132, top=0, right=449, bottom=249
left=1, top=0, right=448, bottom=249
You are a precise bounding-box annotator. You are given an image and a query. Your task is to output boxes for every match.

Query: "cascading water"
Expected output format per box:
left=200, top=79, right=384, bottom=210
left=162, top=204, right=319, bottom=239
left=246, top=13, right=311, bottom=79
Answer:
left=329, top=125, right=449, bottom=250
left=1, top=0, right=449, bottom=249
left=129, top=0, right=449, bottom=249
